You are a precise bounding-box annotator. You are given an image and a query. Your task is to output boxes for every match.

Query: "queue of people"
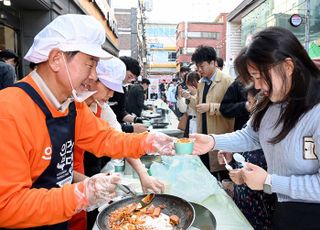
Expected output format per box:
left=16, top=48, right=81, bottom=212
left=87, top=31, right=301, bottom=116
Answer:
left=0, top=13, right=320, bottom=230
left=159, top=27, right=320, bottom=230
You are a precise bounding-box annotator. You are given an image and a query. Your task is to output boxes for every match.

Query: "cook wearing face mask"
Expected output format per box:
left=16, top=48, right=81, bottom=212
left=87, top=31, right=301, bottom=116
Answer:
left=71, top=58, right=165, bottom=230
left=0, top=14, right=175, bottom=229
left=62, top=53, right=98, bottom=103
left=95, top=59, right=164, bottom=196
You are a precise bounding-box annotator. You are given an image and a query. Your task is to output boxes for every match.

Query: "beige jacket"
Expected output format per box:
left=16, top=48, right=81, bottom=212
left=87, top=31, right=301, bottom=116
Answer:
left=189, top=69, right=234, bottom=172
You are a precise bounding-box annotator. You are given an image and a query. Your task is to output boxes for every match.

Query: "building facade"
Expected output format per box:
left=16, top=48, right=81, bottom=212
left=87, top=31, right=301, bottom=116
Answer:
left=226, top=0, right=320, bottom=68
left=0, top=0, right=119, bottom=77
left=145, top=22, right=176, bottom=78
left=176, top=13, right=228, bottom=68
left=114, top=7, right=139, bottom=59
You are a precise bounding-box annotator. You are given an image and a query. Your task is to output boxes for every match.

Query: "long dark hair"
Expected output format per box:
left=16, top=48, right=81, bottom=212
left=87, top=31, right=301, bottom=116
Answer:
left=186, top=71, right=200, bottom=88
left=237, top=27, right=320, bottom=143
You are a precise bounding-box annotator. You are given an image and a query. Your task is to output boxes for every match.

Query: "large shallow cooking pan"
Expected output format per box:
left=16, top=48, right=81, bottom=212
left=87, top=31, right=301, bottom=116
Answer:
left=96, top=194, right=195, bottom=230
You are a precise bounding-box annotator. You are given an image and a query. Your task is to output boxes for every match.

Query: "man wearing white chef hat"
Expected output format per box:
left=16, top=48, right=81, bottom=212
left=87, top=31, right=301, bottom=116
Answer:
left=71, top=57, right=165, bottom=229
left=94, top=58, right=164, bottom=192
left=0, top=14, right=174, bottom=229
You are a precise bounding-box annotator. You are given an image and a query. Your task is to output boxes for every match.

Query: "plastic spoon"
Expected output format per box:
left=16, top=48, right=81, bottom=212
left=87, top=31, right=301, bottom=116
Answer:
left=223, top=156, right=233, bottom=171
left=233, top=153, right=246, bottom=168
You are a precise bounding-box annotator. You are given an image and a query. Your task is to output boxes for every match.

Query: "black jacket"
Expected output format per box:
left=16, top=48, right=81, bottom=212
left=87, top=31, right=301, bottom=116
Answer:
left=109, top=87, right=134, bottom=133
left=0, top=61, right=16, bottom=90
left=126, top=84, right=148, bottom=117
left=219, top=80, right=250, bottom=131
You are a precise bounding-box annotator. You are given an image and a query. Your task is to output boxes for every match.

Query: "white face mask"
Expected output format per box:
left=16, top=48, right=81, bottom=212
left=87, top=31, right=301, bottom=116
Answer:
left=107, top=101, right=118, bottom=106
left=95, top=99, right=109, bottom=110
left=62, top=54, right=97, bottom=102
left=71, top=89, right=97, bottom=103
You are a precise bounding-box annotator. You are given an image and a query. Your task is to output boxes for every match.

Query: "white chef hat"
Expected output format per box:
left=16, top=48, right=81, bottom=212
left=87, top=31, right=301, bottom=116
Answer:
left=24, top=14, right=112, bottom=63
left=96, top=57, right=126, bottom=93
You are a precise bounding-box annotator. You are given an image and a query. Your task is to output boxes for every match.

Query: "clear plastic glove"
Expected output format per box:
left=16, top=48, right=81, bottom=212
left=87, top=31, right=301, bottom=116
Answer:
left=139, top=174, right=165, bottom=194
left=145, top=132, right=176, bottom=155
left=74, top=173, right=120, bottom=212
left=189, top=133, right=214, bottom=155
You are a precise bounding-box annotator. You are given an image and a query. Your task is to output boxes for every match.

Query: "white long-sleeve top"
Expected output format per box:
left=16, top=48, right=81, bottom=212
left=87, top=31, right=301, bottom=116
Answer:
left=90, top=103, right=122, bottom=131
left=166, top=85, right=177, bottom=103
left=176, top=97, right=196, bottom=116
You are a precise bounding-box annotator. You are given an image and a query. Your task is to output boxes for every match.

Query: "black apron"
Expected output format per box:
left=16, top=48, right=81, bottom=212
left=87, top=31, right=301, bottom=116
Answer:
left=4, top=82, right=76, bottom=230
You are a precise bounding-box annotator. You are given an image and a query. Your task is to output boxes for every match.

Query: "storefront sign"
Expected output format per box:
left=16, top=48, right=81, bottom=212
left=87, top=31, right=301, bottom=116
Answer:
left=93, top=0, right=119, bottom=37
left=149, top=43, right=164, bottom=49
left=289, top=14, right=302, bottom=27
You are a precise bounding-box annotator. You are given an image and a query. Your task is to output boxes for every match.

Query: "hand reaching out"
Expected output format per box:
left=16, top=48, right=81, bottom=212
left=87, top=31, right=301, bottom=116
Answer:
left=144, top=132, right=176, bottom=155
left=189, top=133, right=214, bottom=155
left=139, top=174, right=165, bottom=194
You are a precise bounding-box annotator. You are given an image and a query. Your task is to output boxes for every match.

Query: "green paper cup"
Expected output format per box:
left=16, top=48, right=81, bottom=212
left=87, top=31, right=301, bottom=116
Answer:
left=174, top=138, right=194, bottom=155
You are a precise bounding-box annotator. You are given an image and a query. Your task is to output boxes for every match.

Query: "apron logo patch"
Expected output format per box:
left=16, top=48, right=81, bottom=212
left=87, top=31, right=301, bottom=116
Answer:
left=303, top=137, right=317, bottom=160
left=56, top=139, right=74, bottom=186
left=42, top=146, right=52, bottom=160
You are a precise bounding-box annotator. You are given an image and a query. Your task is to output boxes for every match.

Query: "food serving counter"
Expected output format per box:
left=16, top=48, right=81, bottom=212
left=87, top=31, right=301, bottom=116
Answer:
left=93, top=156, right=253, bottom=230
left=142, top=99, right=184, bottom=137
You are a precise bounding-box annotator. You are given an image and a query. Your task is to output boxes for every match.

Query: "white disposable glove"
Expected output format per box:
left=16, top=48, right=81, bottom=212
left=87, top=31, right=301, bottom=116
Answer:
left=74, top=173, right=120, bottom=212
left=145, top=132, right=176, bottom=155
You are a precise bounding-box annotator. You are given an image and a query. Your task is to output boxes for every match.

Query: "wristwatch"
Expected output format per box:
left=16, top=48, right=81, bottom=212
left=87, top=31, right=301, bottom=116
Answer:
left=263, top=174, right=272, bottom=194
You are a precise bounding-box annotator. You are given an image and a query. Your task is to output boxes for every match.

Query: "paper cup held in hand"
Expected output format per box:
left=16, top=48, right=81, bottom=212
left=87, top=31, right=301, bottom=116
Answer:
left=174, top=138, right=194, bottom=155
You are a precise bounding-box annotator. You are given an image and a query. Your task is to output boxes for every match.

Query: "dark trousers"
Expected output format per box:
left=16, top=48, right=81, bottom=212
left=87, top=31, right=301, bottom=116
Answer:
left=183, top=115, right=194, bottom=137
left=211, top=170, right=230, bottom=182
left=272, top=202, right=320, bottom=230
